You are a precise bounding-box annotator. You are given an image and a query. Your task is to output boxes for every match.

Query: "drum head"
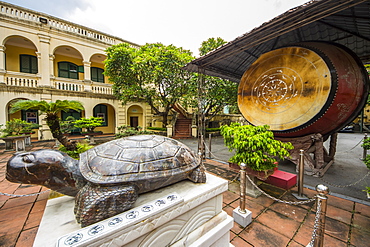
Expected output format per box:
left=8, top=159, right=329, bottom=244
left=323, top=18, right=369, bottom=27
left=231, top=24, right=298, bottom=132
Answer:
left=238, top=42, right=368, bottom=138
left=238, top=46, right=333, bottom=131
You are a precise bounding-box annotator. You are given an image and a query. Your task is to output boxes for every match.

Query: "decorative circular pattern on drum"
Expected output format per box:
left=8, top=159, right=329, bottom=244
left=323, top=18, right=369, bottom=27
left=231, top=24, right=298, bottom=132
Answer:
left=253, top=67, right=302, bottom=111
left=238, top=46, right=332, bottom=131
left=238, top=42, right=368, bottom=138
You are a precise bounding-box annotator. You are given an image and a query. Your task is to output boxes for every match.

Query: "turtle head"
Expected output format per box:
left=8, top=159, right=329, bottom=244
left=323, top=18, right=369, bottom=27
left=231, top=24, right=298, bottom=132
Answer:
left=6, top=149, right=82, bottom=196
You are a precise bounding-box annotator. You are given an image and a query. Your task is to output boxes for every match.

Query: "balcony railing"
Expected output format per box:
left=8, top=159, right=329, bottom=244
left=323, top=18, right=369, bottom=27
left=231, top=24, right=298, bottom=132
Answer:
left=4, top=72, right=113, bottom=95
left=0, top=2, right=139, bottom=48
left=5, top=72, right=38, bottom=87
left=92, top=84, right=113, bottom=95
left=54, top=77, right=85, bottom=92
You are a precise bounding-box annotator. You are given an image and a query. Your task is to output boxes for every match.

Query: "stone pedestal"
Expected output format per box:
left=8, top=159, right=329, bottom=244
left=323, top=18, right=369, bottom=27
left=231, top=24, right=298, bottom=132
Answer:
left=33, top=173, right=234, bottom=247
left=246, top=175, right=262, bottom=198
left=1, top=135, right=29, bottom=151
left=233, top=207, right=252, bottom=227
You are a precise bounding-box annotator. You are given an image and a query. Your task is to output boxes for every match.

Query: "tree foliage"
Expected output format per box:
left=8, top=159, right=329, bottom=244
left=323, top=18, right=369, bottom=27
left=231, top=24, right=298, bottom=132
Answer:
left=196, top=38, right=239, bottom=124
left=9, top=100, right=84, bottom=151
left=105, top=43, right=195, bottom=127
left=199, top=37, right=227, bottom=56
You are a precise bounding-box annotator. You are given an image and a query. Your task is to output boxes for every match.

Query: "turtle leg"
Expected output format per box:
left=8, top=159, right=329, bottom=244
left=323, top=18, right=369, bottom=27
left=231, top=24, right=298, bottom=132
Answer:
left=74, top=183, right=138, bottom=227
left=188, top=164, right=206, bottom=183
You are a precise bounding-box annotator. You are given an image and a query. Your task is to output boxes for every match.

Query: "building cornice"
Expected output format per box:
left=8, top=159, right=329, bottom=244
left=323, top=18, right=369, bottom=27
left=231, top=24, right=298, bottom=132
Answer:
left=0, top=1, right=140, bottom=48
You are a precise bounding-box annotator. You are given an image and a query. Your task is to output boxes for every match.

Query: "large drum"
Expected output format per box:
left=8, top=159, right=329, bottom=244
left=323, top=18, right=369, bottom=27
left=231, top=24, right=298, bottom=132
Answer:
left=238, top=42, right=369, bottom=139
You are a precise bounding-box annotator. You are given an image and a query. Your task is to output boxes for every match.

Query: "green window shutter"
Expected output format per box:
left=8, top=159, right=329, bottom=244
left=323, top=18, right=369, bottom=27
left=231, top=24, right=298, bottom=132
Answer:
left=91, top=67, right=97, bottom=82
left=20, top=55, right=30, bottom=73
left=31, top=56, right=38, bottom=74
left=20, top=55, right=38, bottom=74
left=98, top=69, right=104, bottom=83
left=58, top=62, right=68, bottom=78
left=69, top=64, right=78, bottom=79
left=91, top=67, right=104, bottom=83
left=58, top=62, right=79, bottom=79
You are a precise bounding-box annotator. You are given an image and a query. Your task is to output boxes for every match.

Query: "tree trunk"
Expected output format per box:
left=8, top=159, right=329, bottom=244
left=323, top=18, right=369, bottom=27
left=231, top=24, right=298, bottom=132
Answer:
left=162, top=113, right=168, bottom=128
left=46, top=114, right=77, bottom=151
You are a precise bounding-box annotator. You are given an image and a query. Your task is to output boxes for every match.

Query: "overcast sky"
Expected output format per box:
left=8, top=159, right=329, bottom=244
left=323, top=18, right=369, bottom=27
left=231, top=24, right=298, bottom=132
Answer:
left=4, top=0, right=310, bottom=56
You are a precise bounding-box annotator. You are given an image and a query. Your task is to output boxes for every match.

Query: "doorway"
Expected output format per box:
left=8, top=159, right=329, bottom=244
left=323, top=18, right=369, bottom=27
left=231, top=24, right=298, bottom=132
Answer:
left=130, top=116, right=139, bottom=128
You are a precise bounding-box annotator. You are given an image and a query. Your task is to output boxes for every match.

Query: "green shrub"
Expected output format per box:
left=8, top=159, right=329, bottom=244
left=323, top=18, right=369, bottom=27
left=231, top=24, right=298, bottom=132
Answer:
left=147, top=127, right=167, bottom=131
left=59, top=142, right=93, bottom=159
left=206, top=128, right=220, bottom=132
left=115, top=125, right=153, bottom=139
left=220, top=123, right=293, bottom=171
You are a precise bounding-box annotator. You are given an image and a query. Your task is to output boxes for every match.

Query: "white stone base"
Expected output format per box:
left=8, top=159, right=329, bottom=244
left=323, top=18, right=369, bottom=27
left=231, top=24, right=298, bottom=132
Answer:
left=33, top=173, right=231, bottom=247
left=233, top=206, right=252, bottom=227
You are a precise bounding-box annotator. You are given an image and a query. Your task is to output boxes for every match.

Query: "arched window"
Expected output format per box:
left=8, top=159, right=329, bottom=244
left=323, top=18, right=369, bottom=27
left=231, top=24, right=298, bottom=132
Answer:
left=20, top=54, right=38, bottom=74
left=93, top=104, right=107, bottom=126
left=91, top=67, right=104, bottom=83
left=58, top=61, right=78, bottom=79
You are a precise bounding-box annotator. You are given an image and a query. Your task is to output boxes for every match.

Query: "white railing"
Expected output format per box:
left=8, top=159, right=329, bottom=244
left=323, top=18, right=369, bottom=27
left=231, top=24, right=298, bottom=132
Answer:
left=5, top=72, right=38, bottom=87
left=54, top=78, right=85, bottom=92
left=92, top=84, right=113, bottom=95
left=4, top=71, right=114, bottom=95
left=0, top=2, right=139, bottom=47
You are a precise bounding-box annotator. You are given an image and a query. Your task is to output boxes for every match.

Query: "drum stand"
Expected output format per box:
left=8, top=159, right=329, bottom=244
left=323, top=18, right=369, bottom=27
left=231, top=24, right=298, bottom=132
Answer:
left=276, top=133, right=337, bottom=177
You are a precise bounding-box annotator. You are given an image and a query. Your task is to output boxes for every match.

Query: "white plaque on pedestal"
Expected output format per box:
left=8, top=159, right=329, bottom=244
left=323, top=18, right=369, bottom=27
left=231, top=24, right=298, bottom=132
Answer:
left=33, top=173, right=232, bottom=247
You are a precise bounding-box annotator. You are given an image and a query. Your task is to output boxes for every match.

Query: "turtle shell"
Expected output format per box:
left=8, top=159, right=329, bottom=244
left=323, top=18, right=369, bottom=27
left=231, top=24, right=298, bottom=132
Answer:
left=79, top=135, right=199, bottom=184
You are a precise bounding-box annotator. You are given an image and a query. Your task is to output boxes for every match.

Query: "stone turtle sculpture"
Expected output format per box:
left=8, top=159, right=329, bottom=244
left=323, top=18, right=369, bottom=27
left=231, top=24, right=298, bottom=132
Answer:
left=6, top=135, right=206, bottom=227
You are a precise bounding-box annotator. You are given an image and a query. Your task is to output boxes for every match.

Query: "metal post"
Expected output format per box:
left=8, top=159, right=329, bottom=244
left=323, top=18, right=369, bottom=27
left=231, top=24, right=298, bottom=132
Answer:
left=363, top=133, right=368, bottom=160
left=239, top=163, right=246, bottom=214
left=298, top=149, right=304, bottom=196
left=293, top=149, right=308, bottom=200
left=310, top=184, right=329, bottom=247
left=208, top=133, right=212, bottom=158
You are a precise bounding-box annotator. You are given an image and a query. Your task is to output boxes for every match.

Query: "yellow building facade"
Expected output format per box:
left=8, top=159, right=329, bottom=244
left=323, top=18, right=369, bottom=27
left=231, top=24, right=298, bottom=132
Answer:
left=0, top=1, right=153, bottom=140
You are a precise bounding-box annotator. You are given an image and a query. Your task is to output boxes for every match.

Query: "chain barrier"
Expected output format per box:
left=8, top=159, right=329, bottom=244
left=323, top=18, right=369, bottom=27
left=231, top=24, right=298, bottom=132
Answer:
left=204, top=135, right=365, bottom=159
left=335, top=137, right=364, bottom=154
left=319, top=170, right=370, bottom=188
left=307, top=199, right=322, bottom=247
left=245, top=174, right=316, bottom=205
left=204, top=141, right=226, bottom=161
left=0, top=189, right=50, bottom=197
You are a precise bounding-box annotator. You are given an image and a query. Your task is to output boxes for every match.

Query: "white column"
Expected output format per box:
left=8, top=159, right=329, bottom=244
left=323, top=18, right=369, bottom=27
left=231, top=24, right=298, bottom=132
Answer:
left=85, top=107, right=93, bottom=118
left=35, top=51, right=42, bottom=80
left=0, top=103, right=7, bottom=127
left=83, top=61, right=91, bottom=81
left=0, top=45, right=6, bottom=84
left=83, top=60, right=92, bottom=92
left=49, top=54, right=55, bottom=77
left=37, top=34, right=51, bottom=87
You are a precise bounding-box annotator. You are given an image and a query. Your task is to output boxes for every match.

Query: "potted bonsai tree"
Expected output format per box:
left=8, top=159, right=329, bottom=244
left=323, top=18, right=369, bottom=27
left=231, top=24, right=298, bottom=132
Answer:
left=73, top=116, right=104, bottom=135
left=0, top=119, right=40, bottom=137
left=73, top=116, right=104, bottom=144
left=220, top=123, right=293, bottom=180
left=0, top=119, right=40, bottom=150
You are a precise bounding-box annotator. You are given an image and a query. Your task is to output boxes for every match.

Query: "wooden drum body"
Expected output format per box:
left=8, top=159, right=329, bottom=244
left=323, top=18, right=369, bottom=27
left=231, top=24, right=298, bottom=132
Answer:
left=238, top=42, right=369, bottom=139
